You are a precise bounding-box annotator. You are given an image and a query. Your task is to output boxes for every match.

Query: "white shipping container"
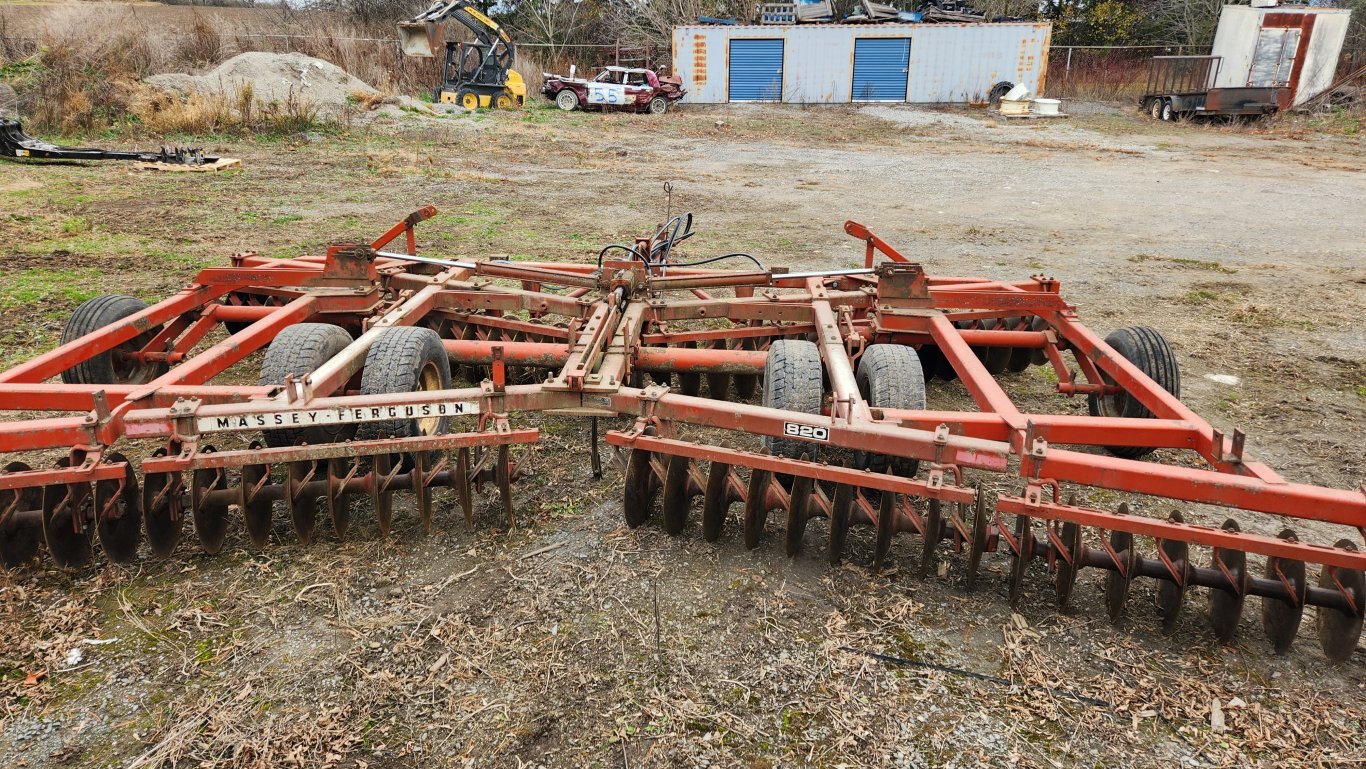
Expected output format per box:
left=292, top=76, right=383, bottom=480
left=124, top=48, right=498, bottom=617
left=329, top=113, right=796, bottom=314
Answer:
left=1211, top=5, right=1351, bottom=107
left=672, top=23, right=1052, bottom=104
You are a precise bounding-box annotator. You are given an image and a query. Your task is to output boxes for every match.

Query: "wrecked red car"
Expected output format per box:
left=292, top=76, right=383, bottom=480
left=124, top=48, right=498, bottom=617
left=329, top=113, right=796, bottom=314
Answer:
left=541, top=66, right=686, bottom=114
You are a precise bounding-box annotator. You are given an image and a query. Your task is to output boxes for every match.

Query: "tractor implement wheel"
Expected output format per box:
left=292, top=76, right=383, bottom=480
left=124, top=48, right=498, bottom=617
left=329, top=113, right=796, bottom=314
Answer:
left=355, top=326, right=452, bottom=470
left=260, top=323, right=355, bottom=448
left=95, top=453, right=143, bottom=564
left=763, top=339, right=824, bottom=460
left=855, top=344, right=925, bottom=477
left=1, top=462, right=44, bottom=568
left=61, top=295, right=168, bottom=385
left=1087, top=326, right=1180, bottom=459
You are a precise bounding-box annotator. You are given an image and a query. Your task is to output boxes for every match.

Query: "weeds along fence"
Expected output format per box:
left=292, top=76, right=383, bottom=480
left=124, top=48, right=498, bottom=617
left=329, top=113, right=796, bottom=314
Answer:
left=1045, top=45, right=1212, bottom=102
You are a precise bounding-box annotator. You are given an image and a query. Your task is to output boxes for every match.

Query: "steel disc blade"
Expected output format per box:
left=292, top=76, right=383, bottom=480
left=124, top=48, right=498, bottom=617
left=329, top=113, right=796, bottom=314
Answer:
left=1028, top=317, right=1049, bottom=366
left=43, top=458, right=93, bottom=569
left=732, top=338, right=759, bottom=399
left=1054, top=521, right=1083, bottom=610
left=497, top=445, right=514, bottom=530
left=1156, top=511, right=1189, bottom=635
left=827, top=483, right=852, bottom=566
left=677, top=342, right=701, bottom=397
left=412, top=453, right=433, bottom=535
left=701, top=462, right=731, bottom=542
left=873, top=486, right=896, bottom=572
left=623, top=436, right=657, bottom=529
left=964, top=490, right=988, bottom=591
left=743, top=468, right=772, bottom=550
left=1, top=462, right=43, bottom=568
left=1005, top=318, right=1031, bottom=373
left=95, top=453, right=143, bottom=563
left=142, top=447, right=183, bottom=559
left=1008, top=514, right=1032, bottom=608
left=1208, top=519, right=1247, bottom=644
left=455, top=448, right=474, bottom=532
left=918, top=498, right=942, bottom=578
left=785, top=472, right=813, bottom=557
left=706, top=372, right=731, bottom=401
left=661, top=455, right=692, bottom=536
left=325, top=458, right=352, bottom=541
left=1316, top=540, right=1364, bottom=664
left=1261, top=528, right=1306, bottom=655
left=1105, top=529, right=1135, bottom=623
left=240, top=461, right=273, bottom=549
left=372, top=454, right=395, bottom=537
left=189, top=447, right=229, bottom=555
left=286, top=461, right=319, bottom=545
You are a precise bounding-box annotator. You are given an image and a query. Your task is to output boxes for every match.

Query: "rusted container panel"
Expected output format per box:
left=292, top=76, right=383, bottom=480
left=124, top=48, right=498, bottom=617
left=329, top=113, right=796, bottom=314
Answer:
left=672, top=22, right=1051, bottom=104
left=1210, top=5, right=1351, bottom=107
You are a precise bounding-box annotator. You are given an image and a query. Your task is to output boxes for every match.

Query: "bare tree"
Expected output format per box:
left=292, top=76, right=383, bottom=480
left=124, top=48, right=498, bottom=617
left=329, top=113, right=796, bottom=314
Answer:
left=1152, top=0, right=1222, bottom=47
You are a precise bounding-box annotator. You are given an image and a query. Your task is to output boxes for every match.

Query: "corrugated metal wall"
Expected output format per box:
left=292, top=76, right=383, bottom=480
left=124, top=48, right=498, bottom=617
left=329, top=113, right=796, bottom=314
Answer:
left=672, top=23, right=1051, bottom=104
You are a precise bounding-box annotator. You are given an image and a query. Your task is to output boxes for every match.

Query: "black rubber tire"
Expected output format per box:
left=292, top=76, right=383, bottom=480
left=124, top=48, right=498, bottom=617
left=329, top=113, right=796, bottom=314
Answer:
left=60, top=295, right=168, bottom=385
left=988, top=80, right=1014, bottom=107
left=1087, top=326, right=1181, bottom=459
left=354, top=326, right=452, bottom=443
left=648, top=96, right=668, bottom=115
left=259, top=323, right=356, bottom=448
left=855, top=344, right=925, bottom=477
left=762, top=339, right=824, bottom=460
left=555, top=89, right=579, bottom=111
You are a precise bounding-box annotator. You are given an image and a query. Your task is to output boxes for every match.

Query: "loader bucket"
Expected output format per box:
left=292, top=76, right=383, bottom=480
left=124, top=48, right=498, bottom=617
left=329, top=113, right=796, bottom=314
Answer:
left=399, top=21, right=443, bottom=58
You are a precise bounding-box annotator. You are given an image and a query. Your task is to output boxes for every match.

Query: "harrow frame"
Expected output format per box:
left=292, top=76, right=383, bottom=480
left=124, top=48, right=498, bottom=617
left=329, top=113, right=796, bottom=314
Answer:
left=1, top=206, right=1361, bottom=661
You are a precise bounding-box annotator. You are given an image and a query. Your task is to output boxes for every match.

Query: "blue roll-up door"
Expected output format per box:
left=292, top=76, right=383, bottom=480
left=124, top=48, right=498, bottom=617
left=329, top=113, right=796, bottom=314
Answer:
left=728, top=39, right=784, bottom=102
left=852, top=38, right=910, bottom=102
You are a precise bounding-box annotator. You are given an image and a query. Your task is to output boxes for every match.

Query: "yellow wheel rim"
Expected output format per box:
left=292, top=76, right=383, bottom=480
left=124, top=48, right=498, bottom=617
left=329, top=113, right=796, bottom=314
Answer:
left=495, top=94, right=512, bottom=109
left=461, top=92, right=479, bottom=110
left=416, top=361, right=443, bottom=435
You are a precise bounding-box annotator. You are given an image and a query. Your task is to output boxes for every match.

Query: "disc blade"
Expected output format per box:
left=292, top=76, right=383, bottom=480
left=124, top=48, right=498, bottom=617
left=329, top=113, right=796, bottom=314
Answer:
left=455, top=448, right=473, bottom=532
left=623, top=436, right=657, bottom=529
left=286, top=461, right=319, bottom=545
left=918, top=498, right=942, bottom=578
left=1316, top=539, right=1364, bottom=665
left=785, top=471, right=813, bottom=557
left=1054, top=521, right=1082, bottom=610
left=326, top=458, right=353, bottom=541
left=0, top=462, right=43, bottom=568
left=1105, top=529, right=1135, bottom=623
left=142, top=451, right=183, bottom=559
left=827, top=483, right=852, bottom=566
left=497, top=444, right=514, bottom=531
left=1208, top=519, right=1247, bottom=644
left=43, top=458, right=93, bottom=569
left=964, top=489, right=988, bottom=591
left=240, top=460, right=273, bottom=549
left=873, top=486, right=896, bottom=572
left=1008, top=514, right=1031, bottom=608
left=743, top=468, right=772, bottom=550
left=661, top=454, right=691, bottom=536
left=95, top=453, right=142, bottom=564
left=701, top=462, right=731, bottom=542
left=1261, top=528, right=1305, bottom=655
left=1156, top=510, right=1189, bottom=635
left=372, top=453, right=395, bottom=537
left=190, top=447, right=229, bottom=555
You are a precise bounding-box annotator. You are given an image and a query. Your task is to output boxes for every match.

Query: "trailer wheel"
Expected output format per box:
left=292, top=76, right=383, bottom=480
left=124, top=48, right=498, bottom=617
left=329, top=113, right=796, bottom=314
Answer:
left=648, top=96, right=668, bottom=115
left=556, top=89, right=579, bottom=111
left=1148, top=98, right=1162, bottom=120
left=855, top=344, right=925, bottom=477
left=1087, top=326, right=1181, bottom=459
left=260, top=323, right=356, bottom=448
left=355, top=326, right=453, bottom=445
left=762, top=339, right=824, bottom=460
left=60, top=295, right=168, bottom=385
left=1161, top=99, right=1174, bottom=122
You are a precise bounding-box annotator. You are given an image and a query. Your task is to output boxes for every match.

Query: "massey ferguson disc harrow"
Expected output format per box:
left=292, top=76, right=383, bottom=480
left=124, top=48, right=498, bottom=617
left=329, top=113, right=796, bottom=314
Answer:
left=0, top=206, right=1362, bottom=662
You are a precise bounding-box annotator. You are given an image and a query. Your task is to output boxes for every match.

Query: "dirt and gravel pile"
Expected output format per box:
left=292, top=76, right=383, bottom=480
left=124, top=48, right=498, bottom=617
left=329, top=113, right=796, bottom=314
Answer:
left=147, top=52, right=380, bottom=106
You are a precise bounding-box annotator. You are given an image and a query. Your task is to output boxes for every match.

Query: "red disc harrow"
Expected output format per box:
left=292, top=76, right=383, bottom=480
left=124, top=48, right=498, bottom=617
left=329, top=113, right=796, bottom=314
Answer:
left=0, top=207, right=1361, bottom=662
